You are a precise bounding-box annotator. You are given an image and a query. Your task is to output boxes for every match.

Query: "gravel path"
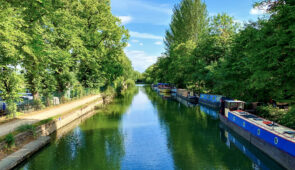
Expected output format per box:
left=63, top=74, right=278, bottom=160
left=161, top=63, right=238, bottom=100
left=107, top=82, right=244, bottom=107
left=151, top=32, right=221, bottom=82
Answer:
left=0, top=95, right=101, bottom=137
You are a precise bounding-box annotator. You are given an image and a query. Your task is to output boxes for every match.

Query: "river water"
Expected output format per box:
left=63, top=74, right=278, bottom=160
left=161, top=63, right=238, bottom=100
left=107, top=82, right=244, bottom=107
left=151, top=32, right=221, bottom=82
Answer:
left=17, top=85, right=285, bottom=170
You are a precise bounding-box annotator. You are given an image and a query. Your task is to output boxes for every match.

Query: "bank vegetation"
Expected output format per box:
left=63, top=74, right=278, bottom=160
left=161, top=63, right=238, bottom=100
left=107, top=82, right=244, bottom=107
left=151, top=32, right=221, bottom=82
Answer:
left=143, top=0, right=295, bottom=127
left=0, top=0, right=138, bottom=117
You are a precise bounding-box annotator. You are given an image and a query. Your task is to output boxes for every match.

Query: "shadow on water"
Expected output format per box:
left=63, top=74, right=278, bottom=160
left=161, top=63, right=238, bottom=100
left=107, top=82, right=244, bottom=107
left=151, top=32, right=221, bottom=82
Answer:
left=144, top=86, right=285, bottom=170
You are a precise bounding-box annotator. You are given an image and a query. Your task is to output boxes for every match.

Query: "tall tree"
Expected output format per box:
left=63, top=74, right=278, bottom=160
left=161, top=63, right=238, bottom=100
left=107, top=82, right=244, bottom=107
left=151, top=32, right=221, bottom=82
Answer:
left=0, top=1, right=27, bottom=116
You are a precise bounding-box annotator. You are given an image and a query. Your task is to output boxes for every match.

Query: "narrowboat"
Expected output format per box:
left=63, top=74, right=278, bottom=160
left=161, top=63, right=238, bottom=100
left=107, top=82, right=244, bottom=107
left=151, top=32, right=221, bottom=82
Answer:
left=158, top=83, right=171, bottom=93
left=199, top=94, right=230, bottom=108
left=176, top=89, right=198, bottom=104
left=219, top=99, right=295, bottom=169
left=173, top=94, right=196, bottom=107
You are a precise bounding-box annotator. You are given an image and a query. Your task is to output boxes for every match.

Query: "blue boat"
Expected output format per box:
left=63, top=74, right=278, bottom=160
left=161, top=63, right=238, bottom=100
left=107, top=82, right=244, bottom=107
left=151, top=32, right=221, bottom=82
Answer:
left=220, top=99, right=295, bottom=169
left=199, top=94, right=229, bottom=108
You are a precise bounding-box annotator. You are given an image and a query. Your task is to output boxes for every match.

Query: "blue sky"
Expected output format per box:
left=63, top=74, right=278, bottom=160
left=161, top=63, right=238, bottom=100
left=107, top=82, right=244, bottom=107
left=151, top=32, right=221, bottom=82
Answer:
left=111, top=0, right=266, bottom=72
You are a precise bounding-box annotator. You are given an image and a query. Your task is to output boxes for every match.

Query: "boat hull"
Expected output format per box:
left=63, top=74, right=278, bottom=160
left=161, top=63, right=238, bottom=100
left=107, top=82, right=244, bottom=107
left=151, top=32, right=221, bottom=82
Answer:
left=199, top=94, right=223, bottom=109
left=219, top=114, right=295, bottom=170
left=159, top=88, right=171, bottom=93
left=177, top=94, right=198, bottom=104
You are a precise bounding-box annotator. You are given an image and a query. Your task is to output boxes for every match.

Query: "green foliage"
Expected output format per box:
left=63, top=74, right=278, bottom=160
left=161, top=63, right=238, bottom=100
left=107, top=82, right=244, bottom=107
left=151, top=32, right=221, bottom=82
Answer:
left=280, top=106, right=295, bottom=129
left=5, top=133, right=14, bottom=147
left=125, top=79, right=135, bottom=88
left=114, top=77, right=125, bottom=95
left=39, top=118, right=54, bottom=125
left=0, top=69, right=23, bottom=117
left=145, top=0, right=295, bottom=104
left=0, top=0, right=135, bottom=111
left=17, top=124, right=35, bottom=133
left=255, top=105, right=295, bottom=129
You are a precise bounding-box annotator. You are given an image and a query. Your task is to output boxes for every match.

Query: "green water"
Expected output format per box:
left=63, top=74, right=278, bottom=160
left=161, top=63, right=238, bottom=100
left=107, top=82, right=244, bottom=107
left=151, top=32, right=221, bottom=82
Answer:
left=17, top=86, right=284, bottom=170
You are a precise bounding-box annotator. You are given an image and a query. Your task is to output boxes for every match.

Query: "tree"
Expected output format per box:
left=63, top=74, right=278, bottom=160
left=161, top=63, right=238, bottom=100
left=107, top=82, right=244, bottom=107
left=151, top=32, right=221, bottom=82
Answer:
left=0, top=2, right=27, bottom=116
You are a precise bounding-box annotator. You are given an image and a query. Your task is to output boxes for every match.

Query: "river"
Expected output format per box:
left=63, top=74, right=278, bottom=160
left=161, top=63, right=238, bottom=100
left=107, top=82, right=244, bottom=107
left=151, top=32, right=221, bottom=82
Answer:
left=17, top=85, right=285, bottom=170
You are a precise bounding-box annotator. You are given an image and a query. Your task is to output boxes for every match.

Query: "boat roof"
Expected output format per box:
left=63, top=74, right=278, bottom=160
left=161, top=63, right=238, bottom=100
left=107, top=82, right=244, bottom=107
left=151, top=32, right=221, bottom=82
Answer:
left=231, top=111, right=295, bottom=142
left=225, top=100, right=245, bottom=103
left=158, top=83, right=169, bottom=85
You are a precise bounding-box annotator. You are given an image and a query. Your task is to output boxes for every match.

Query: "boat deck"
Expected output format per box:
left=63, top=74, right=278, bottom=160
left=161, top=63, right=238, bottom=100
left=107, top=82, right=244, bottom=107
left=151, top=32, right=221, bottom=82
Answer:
left=231, top=111, right=295, bottom=142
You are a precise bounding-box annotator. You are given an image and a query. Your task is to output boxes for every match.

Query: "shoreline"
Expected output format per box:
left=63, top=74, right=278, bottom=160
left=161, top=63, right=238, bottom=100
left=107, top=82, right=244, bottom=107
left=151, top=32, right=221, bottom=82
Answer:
left=0, top=94, right=113, bottom=170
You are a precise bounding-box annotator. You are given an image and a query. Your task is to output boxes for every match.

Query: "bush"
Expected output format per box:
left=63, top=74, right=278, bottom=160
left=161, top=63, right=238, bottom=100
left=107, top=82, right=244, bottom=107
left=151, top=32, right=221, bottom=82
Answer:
left=7, top=101, right=17, bottom=118
left=5, top=133, right=15, bottom=147
left=125, top=79, right=135, bottom=88
left=114, top=77, right=125, bottom=94
left=280, top=106, right=295, bottom=129
left=256, top=105, right=295, bottom=129
left=17, top=124, right=35, bottom=133
left=33, top=99, right=45, bottom=110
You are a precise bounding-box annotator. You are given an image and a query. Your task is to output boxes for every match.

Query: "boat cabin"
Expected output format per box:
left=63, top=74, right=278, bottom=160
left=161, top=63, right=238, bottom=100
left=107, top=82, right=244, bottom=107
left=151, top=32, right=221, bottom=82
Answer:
left=158, top=83, right=170, bottom=89
left=221, top=100, right=245, bottom=117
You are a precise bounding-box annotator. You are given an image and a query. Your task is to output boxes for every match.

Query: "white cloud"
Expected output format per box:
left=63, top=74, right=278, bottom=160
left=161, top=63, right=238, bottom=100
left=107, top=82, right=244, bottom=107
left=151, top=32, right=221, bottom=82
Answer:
left=130, top=31, right=163, bottom=40
left=125, top=50, right=158, bottom=72
left=118, top=16, right=132, bottom=24
left=139, top=43, right=143, bottom=46
left=131, top=39, right=139, bottom=43
left=127, top=43, right=131, bottom=47
left=250, top=3, right=269, bottom=15
left=154, top=41, right=163, bottom=45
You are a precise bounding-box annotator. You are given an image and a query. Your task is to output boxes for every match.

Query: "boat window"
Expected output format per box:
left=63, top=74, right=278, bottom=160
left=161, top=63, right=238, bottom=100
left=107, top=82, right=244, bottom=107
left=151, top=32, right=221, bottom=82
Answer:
left=226, top=102, right=244, bottom=111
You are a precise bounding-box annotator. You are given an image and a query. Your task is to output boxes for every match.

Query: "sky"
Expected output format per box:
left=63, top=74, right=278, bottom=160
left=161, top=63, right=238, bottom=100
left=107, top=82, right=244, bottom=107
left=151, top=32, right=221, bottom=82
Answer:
left=111, top=0, right=267, bottom=73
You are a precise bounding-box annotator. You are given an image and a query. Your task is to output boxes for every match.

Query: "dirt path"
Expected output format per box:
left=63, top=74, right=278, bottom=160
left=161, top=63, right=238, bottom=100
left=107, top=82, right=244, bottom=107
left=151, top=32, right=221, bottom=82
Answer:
left=0, top=95, right=101, bottom=138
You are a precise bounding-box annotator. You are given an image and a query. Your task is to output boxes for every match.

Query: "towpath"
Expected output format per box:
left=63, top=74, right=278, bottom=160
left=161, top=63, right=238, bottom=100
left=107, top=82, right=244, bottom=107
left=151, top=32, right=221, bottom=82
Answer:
left=0, top=95, right=101, bottom=138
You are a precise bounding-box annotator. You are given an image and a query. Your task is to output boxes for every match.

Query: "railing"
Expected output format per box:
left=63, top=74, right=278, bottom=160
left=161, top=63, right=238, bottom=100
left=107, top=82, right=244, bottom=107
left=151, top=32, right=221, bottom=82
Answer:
left=16, top=88, right=98, bottom=114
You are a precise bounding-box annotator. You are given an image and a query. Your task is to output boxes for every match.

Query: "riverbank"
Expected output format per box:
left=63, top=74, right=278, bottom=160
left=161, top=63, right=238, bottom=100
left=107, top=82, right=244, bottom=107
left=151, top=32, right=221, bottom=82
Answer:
left=0, top=93, right=113, bottom=170
left=0, top=95, right=101, bottom=138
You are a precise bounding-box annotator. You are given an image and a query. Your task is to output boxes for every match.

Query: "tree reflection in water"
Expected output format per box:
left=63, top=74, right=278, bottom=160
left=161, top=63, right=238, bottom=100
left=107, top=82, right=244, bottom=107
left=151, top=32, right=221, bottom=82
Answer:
left=18, top=87, right=139, bottom=170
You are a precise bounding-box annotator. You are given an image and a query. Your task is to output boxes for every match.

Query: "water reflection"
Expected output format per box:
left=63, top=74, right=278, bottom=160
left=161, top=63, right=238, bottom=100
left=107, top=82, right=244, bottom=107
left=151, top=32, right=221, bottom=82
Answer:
left=199, top=104, right=219, bottom=119
left=18, top=86, right=285, bottom=170
left=145, top=86, right=284, bottom=170
left=219, top=124, right=284, bottom=170
left=18, top=87, right=139, bottom=170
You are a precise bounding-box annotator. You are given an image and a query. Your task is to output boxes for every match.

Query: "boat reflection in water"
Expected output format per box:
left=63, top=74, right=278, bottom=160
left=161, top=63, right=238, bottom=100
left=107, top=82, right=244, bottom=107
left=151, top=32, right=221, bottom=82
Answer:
left=220, top=124, right=285, bottom=170
left=172, top=94, right=197, bottom=107
left=199, top=104, right=219, bottom=120
left=158, top=92, right=172, bottom=100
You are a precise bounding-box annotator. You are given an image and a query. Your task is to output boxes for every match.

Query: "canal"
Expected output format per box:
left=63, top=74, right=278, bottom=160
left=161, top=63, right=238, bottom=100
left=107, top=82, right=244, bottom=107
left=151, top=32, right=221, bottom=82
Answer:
left=17, top=86, right=285, bottom=170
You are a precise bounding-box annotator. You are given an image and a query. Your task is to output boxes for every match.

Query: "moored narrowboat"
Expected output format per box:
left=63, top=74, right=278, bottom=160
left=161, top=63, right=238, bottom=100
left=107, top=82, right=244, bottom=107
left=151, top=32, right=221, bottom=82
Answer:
left=158, top=83, right=171, bottom=93
left=199, top=94, right=229, bottom=108
left=219, top=99, right=295, bottom=169
left=176, top=89, right=198, bottom=104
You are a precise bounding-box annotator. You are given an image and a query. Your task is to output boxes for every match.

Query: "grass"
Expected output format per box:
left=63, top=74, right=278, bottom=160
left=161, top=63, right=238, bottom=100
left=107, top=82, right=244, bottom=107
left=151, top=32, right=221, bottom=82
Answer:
left=5, top=133, right=14, bottom=147
left=16, top=124, right=35, bottom=133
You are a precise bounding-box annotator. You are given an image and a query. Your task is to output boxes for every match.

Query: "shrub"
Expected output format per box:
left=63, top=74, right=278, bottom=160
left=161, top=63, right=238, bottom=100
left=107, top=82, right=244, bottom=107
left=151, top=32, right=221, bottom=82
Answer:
left=114, top=77, right=125, bottom=94
left=256, top=105, right=294, bottom=129
left=5, top=133, right=15, bottom=147
left=17, top=124, right=35, bottom=133
left=125, top=79, right=135, bottom=88
left=33, top=99, right=45, bottom=110
left=39, top=118, right=53, bottom=125
left=280, top=106, right=295, bottom=129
